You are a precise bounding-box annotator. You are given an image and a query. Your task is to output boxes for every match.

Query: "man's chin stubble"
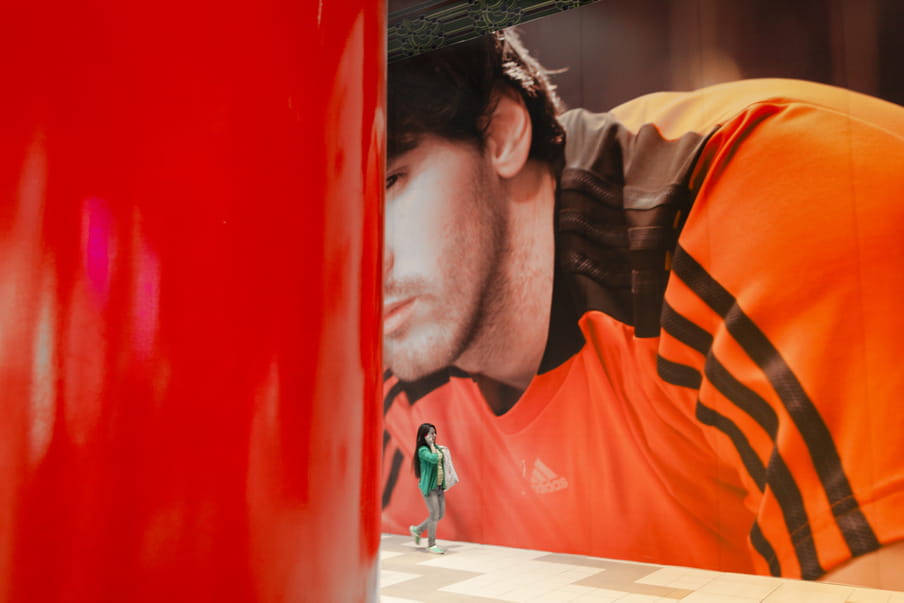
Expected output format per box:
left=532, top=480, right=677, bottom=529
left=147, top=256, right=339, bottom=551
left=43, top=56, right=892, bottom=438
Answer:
left=385, top=329, right=465, bottom=381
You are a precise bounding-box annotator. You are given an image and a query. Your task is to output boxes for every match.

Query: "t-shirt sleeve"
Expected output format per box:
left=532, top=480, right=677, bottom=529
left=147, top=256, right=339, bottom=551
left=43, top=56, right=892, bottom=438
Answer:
left=656, top=98, right=904, bottom=579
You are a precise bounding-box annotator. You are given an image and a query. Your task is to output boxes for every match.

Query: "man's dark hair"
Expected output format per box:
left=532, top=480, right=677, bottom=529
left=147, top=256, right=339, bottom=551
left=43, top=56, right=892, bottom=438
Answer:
left=388, top=29, right=565, bottom=167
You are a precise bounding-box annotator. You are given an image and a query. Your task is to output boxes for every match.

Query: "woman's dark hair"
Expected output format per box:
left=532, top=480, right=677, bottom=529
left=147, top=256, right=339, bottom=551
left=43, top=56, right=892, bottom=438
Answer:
left=388, top=29, right=565, bottom=168
left=412, top=422, right=437, bottom=478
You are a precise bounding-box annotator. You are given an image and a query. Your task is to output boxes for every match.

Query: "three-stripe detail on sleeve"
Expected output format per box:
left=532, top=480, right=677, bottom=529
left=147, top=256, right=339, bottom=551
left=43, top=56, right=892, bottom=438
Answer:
left=657, top=244, right=879, bottom=579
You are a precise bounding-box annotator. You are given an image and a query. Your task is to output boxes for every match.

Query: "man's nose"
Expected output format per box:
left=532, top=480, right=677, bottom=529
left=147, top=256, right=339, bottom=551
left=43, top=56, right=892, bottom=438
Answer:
left=382, top=242, right=394, bottom=278
left=383, top=209, right=398, bottom=279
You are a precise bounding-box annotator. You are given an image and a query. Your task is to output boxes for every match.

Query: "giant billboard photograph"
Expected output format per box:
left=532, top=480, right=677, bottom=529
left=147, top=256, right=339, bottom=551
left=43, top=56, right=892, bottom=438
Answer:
left=382, top=0, right=904, bottom=587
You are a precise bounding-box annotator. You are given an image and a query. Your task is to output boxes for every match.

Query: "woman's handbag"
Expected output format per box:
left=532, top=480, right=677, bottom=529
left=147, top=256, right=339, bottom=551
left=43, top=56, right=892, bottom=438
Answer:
left=439, top=445, right=460, bottom=490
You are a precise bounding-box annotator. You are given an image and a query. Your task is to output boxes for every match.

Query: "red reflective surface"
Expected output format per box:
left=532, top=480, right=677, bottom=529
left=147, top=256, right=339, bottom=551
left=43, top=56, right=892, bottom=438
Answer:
left=0, top=0, right=384, bottom=600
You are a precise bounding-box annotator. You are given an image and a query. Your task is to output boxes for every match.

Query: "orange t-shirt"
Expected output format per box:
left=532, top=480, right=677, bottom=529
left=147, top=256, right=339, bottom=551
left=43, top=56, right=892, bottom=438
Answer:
left=382, top=79, right=904, bottom=578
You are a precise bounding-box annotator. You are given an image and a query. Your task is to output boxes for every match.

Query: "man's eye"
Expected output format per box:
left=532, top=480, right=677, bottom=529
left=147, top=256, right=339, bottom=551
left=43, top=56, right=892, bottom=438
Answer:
left=386, top=172, right=405, bottom=191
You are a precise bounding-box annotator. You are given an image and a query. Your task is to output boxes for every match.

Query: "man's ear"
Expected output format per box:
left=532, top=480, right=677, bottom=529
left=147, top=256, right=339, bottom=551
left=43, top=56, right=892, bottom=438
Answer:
left=485, top=87, right=532, bottom=179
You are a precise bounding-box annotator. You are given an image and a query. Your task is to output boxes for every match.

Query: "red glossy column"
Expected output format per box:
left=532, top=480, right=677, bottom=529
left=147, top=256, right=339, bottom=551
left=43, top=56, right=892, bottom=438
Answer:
left=0, top=0, right=384, bottom=601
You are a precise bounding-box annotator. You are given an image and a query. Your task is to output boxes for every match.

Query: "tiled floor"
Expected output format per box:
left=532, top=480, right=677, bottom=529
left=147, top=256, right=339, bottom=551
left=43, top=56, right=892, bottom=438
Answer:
left=379, top=534, right=904, bottom=602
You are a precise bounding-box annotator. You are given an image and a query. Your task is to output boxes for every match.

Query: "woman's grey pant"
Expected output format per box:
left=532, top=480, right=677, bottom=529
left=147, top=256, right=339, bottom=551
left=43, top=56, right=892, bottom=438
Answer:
left=414, top=487, right=445, bottom=546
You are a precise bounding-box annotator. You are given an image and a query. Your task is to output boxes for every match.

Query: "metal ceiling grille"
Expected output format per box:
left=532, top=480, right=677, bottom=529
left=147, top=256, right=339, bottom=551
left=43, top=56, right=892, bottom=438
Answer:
left=388, top=0, right=599, bottom=62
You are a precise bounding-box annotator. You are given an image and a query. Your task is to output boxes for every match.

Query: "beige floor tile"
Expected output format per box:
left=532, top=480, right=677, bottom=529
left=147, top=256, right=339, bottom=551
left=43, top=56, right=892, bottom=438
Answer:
left=569, top=590, right=625, bottom=602
left=696, top=575, right=781, bottom=599
left=378, top=534, right=904, bottom=603
left=846, top=587, right=893, bottom=603
left=636, top=566, right=719, bottom=590
left=764, top=580, right=854, bottom=603
left=379, top=570, right=420, bottom=588
left=525, top=592, right=583, bottom=602
left=500, top=586, right=560, bottom=601
left=617, top=593, right=675, bottom=602
left=525, top=586, right=598, bottom=603
left=680, top=592, right=763, bottom=603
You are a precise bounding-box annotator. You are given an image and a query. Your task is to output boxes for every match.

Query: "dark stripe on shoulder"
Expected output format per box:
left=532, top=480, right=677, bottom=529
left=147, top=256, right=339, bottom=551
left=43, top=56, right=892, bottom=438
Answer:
left=661, top=300, right=713, bottom=354
left=695, top=402, right=766, bottom=491
left=764, top=451, right=824, bottom=579
left=661, top=305, right=827, bottom=577
left=704, top=355, right=779, bottom=438
left=382, top=429, right=391, bottom=453
left=671, top=244, right=879, bottom=560
left=661, top=301, right=780, bottom=442
left=661, top=301, right=780, bottom=440
left=750, top=522, right=782, bottom=577
left=382, top=448, right=405, bottom=509
left=656, top=355, right=702, bottom=389
left=553, top=112, right=708, bottom=341
left=697, top=400, right=823, bottom=578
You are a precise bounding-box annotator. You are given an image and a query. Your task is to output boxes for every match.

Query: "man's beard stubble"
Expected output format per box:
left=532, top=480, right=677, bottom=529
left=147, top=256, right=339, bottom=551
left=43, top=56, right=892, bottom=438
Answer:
left=384, top=178, right=510, bottom=382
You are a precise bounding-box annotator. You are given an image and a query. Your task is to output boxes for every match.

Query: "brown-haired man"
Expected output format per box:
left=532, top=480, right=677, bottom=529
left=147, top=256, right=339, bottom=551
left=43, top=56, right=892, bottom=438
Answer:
left=382, top=30, right=904, bottom=588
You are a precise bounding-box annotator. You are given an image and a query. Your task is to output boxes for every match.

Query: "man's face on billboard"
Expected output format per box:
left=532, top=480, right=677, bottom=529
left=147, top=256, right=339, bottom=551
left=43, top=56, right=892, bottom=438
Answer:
left=383, top=134, right=506, bottom=381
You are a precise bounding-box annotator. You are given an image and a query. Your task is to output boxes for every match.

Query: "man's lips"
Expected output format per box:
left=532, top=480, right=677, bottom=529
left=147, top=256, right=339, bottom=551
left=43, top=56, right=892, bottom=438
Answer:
left=383, top=297, right=416, bottom=334
left=383, top=296, right=413, bottom=318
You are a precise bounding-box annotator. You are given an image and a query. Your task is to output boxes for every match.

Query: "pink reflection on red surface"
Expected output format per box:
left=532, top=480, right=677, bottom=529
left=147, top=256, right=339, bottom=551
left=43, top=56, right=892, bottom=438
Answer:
left=61, top=249, right=106, bottom=447
left=130, top=226, right=160, bottom=362
left=82, top=197, right=114, bottom=307
left=28, top=264, right=58, bottom=472
left=0, top=0, right=384, bottom=600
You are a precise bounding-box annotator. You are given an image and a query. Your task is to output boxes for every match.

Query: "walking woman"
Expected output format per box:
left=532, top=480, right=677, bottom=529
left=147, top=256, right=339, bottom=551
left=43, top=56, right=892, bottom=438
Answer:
left=409, top=423, right=447, bottom=554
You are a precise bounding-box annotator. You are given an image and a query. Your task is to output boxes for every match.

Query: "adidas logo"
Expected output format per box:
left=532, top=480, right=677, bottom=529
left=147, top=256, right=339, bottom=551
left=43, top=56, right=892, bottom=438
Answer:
left=529, top=458, right=568, bottom=494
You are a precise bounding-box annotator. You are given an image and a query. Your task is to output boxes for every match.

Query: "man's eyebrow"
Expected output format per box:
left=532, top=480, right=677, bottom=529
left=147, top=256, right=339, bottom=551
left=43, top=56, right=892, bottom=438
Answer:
left=387, top=146, right=418, bottom=168
left=388, top=134, right=422, bottom=164
left=386, top=154, right=405, bottom=169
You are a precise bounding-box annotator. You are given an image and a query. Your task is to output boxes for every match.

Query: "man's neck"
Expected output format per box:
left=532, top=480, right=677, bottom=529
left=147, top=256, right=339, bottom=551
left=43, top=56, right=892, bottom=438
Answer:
left=472, top=375, right=523, bottom=416
left=456, top=159, right=557, bottom=401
